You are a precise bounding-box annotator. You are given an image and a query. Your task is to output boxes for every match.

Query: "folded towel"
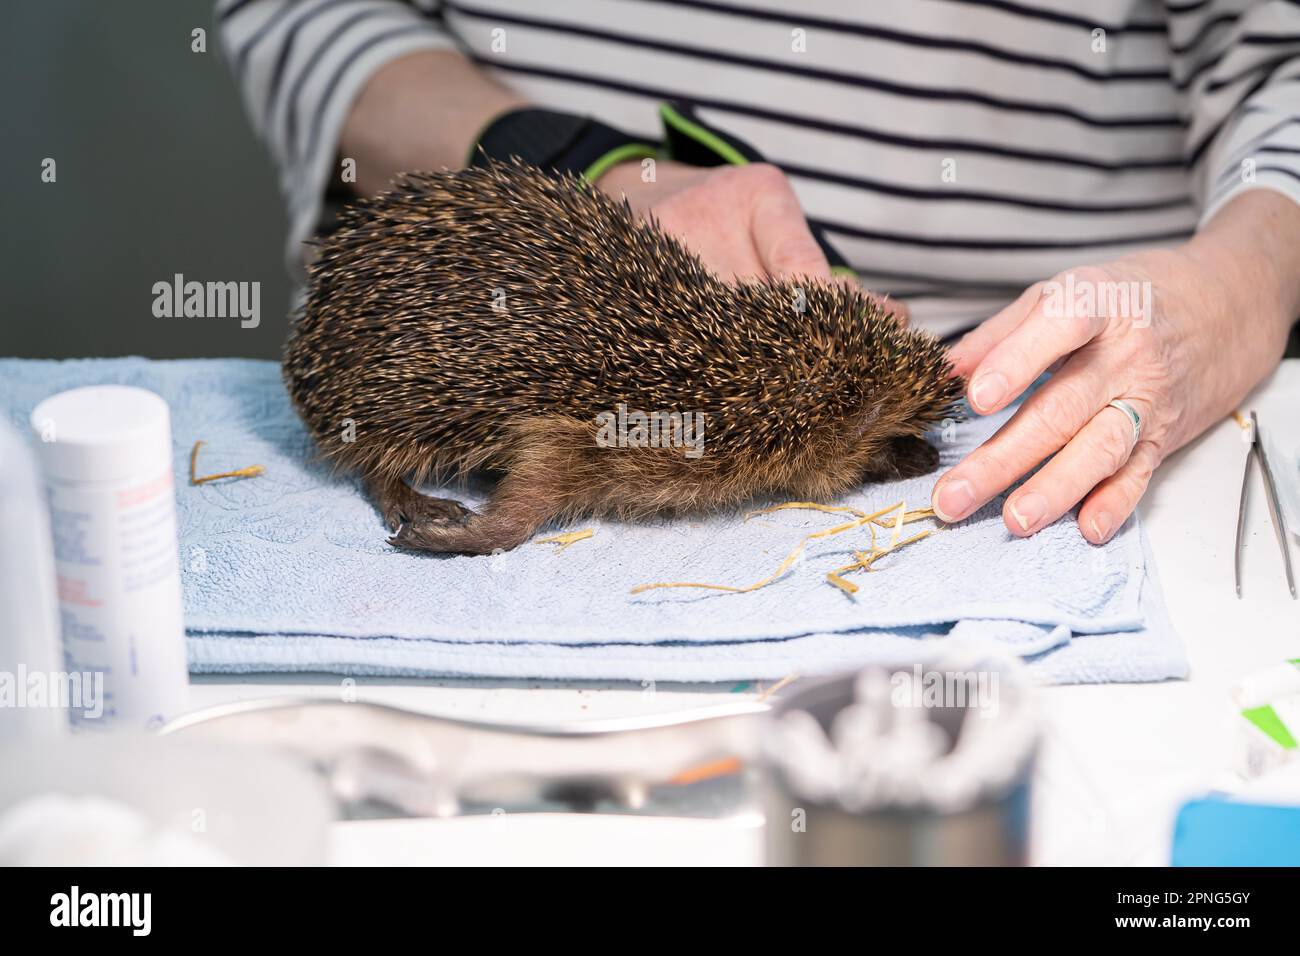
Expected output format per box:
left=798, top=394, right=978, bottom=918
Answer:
left=187, top=546, right=1182, bottom=684
left=1, top=358, right=1187, bottom=684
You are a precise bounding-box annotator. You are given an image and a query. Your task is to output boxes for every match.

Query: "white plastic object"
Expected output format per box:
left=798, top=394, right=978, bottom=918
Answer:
left=0, top=420, right=66, bottom=737
left=29, top=386, right=189, bottom=731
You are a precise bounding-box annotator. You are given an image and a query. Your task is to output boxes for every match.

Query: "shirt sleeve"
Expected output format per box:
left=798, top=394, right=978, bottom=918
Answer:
left=215, top=0, right=455, bottom=278
left=1167, top=0, right=1300, bottom=225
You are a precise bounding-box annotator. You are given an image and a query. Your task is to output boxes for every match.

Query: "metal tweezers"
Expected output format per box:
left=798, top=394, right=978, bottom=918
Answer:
left=1235, top=411, right=1296, bottom=599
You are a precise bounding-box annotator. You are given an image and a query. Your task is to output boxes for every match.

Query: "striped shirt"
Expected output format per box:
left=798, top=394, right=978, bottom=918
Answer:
left=216, top=0, right=1300, bottom=337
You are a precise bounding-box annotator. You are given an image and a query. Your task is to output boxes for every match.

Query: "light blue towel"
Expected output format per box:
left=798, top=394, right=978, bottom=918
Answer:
left=1, top=358, right=1187, bottom=684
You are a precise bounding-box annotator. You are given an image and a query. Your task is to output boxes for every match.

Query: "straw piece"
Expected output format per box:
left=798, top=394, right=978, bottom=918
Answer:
left=756, top=672, right=800, bottom=702
left=189, top=440, right=265, bottom=486
left=630, top=501, right=906, bottom=595
left=873, top=506, right=934, bottom=528
left=829, top=551, right=875, bottom=579
left=630, top=500, right=940, bottom=597
left=743, top=500, right=933, bottom=531
left=1231, top=410, right=1251, bottom=431
left=823, top=529, right=933, bottom=593
left=886, top=529, right=933, bottom=552
left=192, top=465, right=266, bottom=484
left=745, top=501, right=867, bottom=521
left=826, top=572, right=859, bottom=595
left=535, top=529, right=594, bottom=552
left=888, top=500, right=906, bottom=550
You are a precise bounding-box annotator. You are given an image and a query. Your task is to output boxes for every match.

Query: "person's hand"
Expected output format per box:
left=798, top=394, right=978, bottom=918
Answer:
left=597, top=159, right=909, bottom=320
left=597, top=159, right=832, bottom=283
left=934, top=190, right=1300, bottom=544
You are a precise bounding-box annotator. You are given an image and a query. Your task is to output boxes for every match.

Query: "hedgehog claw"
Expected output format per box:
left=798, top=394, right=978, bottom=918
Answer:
left=386, top=513, right=474, bottom=551
left=385, top=517, right=515, bottom=555
left=383, top=503, right=541, bottom=555
left=365, top=475, right=472, bottom=534
left=383, top=498, right=472, bottom=533
left=384, top=490, right=495, bottom=551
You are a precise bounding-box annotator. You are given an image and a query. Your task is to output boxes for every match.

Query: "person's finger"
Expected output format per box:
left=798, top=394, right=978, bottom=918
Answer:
left=746, top=165, right=833, bottom=280
left=1077, top=439, right=1161, bottom=544
left=1000, top=396, right=1148, bottom=537
left=947, top=282, right=1044, bottom=379
left=930, top=354, right=1111, bottom=523
left=963, top=273, right=1111, bottom=416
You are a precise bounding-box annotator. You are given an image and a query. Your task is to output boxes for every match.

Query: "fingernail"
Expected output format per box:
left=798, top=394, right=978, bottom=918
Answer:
left=933, top=478, right=976, bottom=522
left=1090, top=510, right=1114, bottom=544
left=969, top=371, right=1008, bottom=413
left=1008, top=491, right=1047, bottom=533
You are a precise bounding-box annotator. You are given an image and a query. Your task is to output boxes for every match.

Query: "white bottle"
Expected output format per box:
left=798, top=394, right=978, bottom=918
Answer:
left=30, top=386, right=190, bottom=731
left=0, top=420, right=67, bottom=737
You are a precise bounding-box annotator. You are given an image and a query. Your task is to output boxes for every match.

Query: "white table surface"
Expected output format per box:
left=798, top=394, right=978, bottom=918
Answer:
left=186, top=361, right=1300, bottom=866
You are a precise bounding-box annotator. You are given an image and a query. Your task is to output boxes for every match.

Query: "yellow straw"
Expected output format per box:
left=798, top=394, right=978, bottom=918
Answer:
left=535, top=529, right=594, bottom=552
left=631, top=499, right=938, bottom=596
left=189, top=440, right=265, bottom=485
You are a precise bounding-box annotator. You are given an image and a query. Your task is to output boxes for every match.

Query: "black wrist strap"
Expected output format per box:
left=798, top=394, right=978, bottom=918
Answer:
left=467, top=104, right=854, bottom=278
left=659, top=101, right=855, bottom=277
left=468, top=108, right=658, bottom=182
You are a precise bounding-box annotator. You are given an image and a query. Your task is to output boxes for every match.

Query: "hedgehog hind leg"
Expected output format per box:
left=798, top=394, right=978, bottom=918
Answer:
left=386, top=498, right=543, bottom=555
left=384, top=468, right=558, bottom=556
left=381, top=417, right=592, bottom=556
left=363, top=473, right=473, bottom=535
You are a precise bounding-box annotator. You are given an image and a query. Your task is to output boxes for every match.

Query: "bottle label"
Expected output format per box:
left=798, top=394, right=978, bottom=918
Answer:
left=47, top=466, right=189, bottom=730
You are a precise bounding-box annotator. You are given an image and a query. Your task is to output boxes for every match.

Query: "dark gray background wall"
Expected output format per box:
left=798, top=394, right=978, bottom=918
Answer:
left=2, top=1, right=292, bottom=359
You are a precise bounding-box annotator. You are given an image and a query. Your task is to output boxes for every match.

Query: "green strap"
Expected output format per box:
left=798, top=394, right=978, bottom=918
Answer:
left=659, top=102, right=749, bottom=166
left=657, top=102, right=861, bottom=283
left=582, top=142, right=660, bottom=183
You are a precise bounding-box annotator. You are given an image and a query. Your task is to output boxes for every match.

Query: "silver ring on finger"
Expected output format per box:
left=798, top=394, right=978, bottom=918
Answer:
left=1106, top=398, right=1142, bottom=446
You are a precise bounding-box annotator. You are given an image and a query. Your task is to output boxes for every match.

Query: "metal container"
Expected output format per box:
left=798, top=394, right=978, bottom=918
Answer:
left=763, top=665, right=1036, bottom=866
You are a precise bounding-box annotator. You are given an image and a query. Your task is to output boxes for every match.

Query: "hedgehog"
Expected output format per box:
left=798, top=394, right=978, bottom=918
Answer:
left=284, top=159, right=961, bottom=555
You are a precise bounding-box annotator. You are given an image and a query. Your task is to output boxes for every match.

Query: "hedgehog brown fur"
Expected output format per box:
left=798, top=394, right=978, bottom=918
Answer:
left=284, top=159, right=962, bottom=555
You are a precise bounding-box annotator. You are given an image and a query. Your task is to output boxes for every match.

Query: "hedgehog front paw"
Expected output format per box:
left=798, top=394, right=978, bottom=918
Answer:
left=863, top=434, right=940, bottom=483
left=888, top=434, right=941, bottom=479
